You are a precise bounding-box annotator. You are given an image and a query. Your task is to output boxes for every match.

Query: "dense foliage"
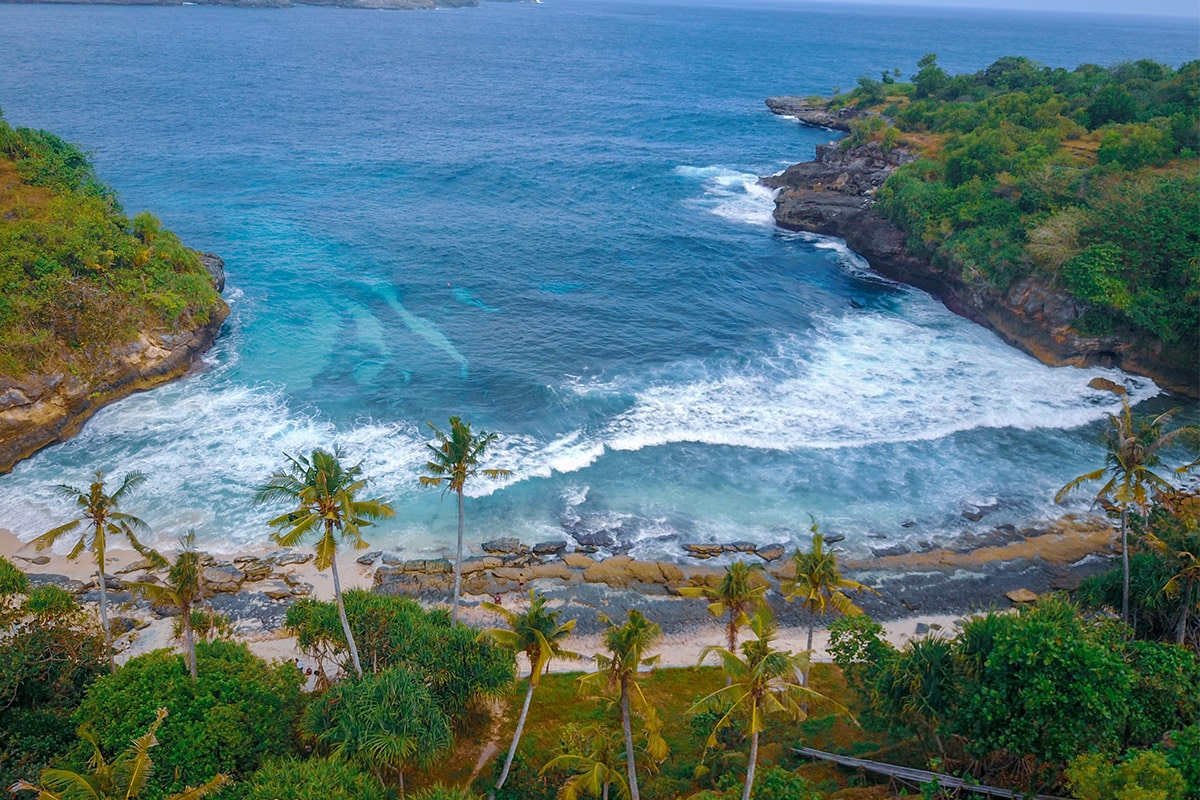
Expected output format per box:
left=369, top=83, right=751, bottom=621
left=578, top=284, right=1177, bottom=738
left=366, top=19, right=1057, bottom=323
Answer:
left=233, top=757, right=389, bottom=800
left=72, top=639, right=304, bottom=797
left=287, top=589, right=513, bottom=719
left=839, top=57, right=1200, bottom=351
left=0, top=566, right=107, bottom=792
left=831, top=595, right=1200, bottom=793
left=0, top=109, right=223, bottom=376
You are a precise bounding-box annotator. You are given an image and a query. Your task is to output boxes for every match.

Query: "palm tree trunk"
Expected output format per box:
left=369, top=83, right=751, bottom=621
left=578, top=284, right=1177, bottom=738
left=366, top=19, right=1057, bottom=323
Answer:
left=741, top=730, right=759, bottom=800
left=803, top=611, right=816, bottom=687
left=452, top=489, right=465, bottom=626
left=602, top=782, right=609, bottom=800
left=1179, top=577, right=1193, bottom=646
left=1121, top=506, right=1130, bottom=625
left=330, top=555, right=363, bottom=678
left=621, top=680, right=640, bottom=800
left=491, top=678, right=536, bottom=798
left=183, top=606, right=197, bottom=682
left=97, top=562, right=115, bottom=674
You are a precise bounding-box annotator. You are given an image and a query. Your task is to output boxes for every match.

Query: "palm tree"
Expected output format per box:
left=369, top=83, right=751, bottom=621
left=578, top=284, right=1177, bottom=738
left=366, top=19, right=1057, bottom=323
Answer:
left=678, top=560, right=768, bottom=656
left=480, top=590, right=580, bottom=800
left=419, top=416, right=511, bottom=626
left=783, top=525, right=875, bottom=688
left=9, top=708, right=230, bottom=800
left=128, top=531, right=205, bottom=682
left=34, top=470, right=163, bottom=673
left=1056, top=398, right=1199, bottom=623
left=540, top=723, right=630, bottom=800
left=256, top=448, right=395, bottom=679
left=577, top=610, right=667, bottom=800
left=691, top=608, right=842, bottom=800
left=1144, top=491, right=1200, bottom=645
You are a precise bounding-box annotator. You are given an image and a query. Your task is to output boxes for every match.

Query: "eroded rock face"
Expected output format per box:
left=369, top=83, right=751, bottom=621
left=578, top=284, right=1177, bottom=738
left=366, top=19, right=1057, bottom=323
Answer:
left=763, top=102, right=1199, bottom=398
left=0, top=299, right=230, bottom=474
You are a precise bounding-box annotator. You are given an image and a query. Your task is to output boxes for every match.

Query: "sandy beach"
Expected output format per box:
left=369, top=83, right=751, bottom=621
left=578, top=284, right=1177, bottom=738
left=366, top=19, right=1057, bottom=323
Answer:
left=0, top=514, right=1116, bottom=675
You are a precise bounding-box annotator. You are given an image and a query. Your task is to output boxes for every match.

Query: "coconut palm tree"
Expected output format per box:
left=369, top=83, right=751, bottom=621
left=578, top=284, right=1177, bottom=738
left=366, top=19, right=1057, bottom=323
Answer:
left=128, top=531, right=205, bottom=682
left=1056, top=398, right=1199, bottom=623
left=540, top=723, right=630, bottom=800
left=9, top=708, right=230, bottom=800
left=34, top=470, right=163, bottom=673
left=577, top=610, right=667, bottom=800
left=256, top=447, right=395, bottom=679
left=677, top=560, right=768, bottom=657
left=1144, top=490, right=1200, bottom=645
left=783, top=524, right=875, bottom=688
left=691, top=607, right=842, bottom=800
left=480, top=590, right=580, bottom=800
left=419, top=416, right=511, bottom=626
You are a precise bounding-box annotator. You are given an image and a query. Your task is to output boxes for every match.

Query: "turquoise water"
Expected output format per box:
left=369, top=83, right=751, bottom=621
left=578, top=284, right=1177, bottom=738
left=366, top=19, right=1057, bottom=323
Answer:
left=0, top=1, right=1195, bottom=559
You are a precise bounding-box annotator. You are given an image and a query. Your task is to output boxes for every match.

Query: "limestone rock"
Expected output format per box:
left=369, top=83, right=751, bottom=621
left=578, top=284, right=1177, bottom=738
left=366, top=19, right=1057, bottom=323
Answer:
left=755, top=544, right=786, bottom=562
left=356, top=550, right=382, bottom=565
left=532, top=540, right=567, bottom=556
left=1088, top=376, right=1127, bottom=395
left=563, top=553, right=596, bottom=570
left=683, top=543, right=724, bottom=559
left=481, top=537, right=525, bottom=555
left=1006, top=588, right=1038, bottom=604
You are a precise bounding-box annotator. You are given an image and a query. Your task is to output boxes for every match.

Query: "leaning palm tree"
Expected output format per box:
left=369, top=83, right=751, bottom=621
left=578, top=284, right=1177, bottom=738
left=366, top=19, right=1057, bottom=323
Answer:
left=540, top=723, right=630, bottom=800
left=34, top=470, right=163, bottom=673
left=1056, top=398, right=1199, bottom=623
left=419, top=416, right=511, bottom=626
left=577, top=610, right=667, bottom=800
left=691, top=607, right=843, bottom=800
left=128, top=531, right=205, bottom=682
left=678, top=560, right=768, bottom=657
left=1144, top=491, right=1200, bottom=645
left=256, top=448, right=395, bottom=679
left=9, top=708, right=230, bottom=800
left=783, top=524, right=875, bottom=688
left=480, top=590, right=580, bottom=800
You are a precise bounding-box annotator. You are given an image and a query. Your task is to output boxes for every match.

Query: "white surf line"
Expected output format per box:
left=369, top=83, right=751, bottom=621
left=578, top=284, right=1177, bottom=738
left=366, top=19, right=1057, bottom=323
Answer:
left=375, top=284, right=469, bottom=379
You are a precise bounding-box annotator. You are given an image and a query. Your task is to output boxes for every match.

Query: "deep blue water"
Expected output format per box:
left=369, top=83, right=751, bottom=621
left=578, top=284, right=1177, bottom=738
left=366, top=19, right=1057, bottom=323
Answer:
left=0, top=0, right=1196, bottom=559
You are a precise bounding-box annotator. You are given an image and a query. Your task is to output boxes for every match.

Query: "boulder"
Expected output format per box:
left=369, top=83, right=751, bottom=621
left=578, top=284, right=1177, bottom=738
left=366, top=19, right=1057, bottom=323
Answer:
left=683, top=543, right=725, bottom=559
left=273, top=552, right=313, bottom=566
left=380, top=552, right=406, bottom=566
left=1006, top=588, right=1038, bottom=604
left=562, top=553, right=597, bottom=570
left=481, top=537, right=525, bottom=555
left=532, top=540, right=568, bottom=556
left=356, top=550, right=382, bottom=565
left=1088, top=376, right=1127, bottom=395
left=755, top=544, right=786, bottom=562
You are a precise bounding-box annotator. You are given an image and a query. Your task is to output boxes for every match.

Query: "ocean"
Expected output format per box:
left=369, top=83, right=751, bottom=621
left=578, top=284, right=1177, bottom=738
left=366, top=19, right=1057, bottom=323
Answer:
left=0, top=0, right=1195, bottom=560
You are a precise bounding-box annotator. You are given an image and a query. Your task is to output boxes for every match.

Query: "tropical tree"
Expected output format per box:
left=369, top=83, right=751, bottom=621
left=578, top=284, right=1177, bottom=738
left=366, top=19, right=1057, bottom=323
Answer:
left=577, top=610, right=667, bottom=800
left=420, top=416, right=511, bottom=626
left=8, top=708, right=230, bottom=800
left=256, top=447, right=395, bottom=679
left=1144, top=491, right=1200, bottom=645
left=783, top=525, right=875, bottom=687
left=481, top=590, right=580, bottom=800
left=678, top=560, right=769, bottom=658
left=691, top=608, right=842, bottom=800
left=1056, top=399, right=1199, bottom=623
left=128, top=531, right=205, bottom=682
left=540, top=724, right=630, bottom=800
left=33, top=470, right=163, bottom=672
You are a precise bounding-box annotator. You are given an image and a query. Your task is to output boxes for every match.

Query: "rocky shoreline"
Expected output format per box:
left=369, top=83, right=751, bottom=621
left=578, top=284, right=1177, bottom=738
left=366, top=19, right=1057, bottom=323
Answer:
left=762, top=97, right=1198, bottom=398
left=0, top=254, right=229, bottom=475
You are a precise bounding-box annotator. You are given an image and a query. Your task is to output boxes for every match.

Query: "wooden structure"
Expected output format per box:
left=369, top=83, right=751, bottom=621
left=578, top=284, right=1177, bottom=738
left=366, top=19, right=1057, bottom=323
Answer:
left=792, top=746, right=1072, bottom=800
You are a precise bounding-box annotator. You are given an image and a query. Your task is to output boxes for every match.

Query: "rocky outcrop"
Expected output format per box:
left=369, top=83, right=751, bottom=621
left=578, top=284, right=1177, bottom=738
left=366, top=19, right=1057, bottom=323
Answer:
left=0, top=258, right=229, bottom=474
left=762, top=98, right=1199, bottom=398
left=764, top=96, right=864, bottom=132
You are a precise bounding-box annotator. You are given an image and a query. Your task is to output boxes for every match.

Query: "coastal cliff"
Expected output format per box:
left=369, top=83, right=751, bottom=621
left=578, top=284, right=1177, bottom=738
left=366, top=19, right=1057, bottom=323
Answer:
left=0, top=255, right=228, bottom=475
left=763, top=96, right=1199, bottom=398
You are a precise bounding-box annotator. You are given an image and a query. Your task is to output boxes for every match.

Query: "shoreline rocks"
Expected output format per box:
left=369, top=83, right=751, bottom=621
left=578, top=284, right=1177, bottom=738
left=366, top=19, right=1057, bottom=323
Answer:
left=762, top=97, right=1198, bottom=398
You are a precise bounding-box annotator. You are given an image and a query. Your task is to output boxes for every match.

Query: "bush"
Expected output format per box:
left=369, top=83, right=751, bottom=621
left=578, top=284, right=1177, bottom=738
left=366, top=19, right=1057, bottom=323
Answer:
left=234, top=757, right=388, bottom=800
left=1068, top=750, right=1185, bottom=800
left=73, top=639, right=303, bottom=796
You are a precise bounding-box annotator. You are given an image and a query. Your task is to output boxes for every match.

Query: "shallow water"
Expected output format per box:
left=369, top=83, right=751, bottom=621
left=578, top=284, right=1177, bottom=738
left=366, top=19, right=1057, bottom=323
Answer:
left=0, top=0, right=1195, bottom=559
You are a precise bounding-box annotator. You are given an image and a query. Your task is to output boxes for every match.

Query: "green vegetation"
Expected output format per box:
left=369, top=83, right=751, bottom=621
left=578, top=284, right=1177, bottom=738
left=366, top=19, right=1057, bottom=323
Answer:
left=233, top=757, right=389, bottom=800
left=678, top=560, right=769, bottom=656
left=834, top=56, right=1200, bottom=353
left=0, top=110, right=223, bottom=377
left=72, top=640, right=303, bottom=797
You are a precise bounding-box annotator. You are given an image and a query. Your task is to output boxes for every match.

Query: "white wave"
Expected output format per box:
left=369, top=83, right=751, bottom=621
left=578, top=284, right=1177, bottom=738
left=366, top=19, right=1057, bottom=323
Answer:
left=374, top=284, right=469, bottom=379
left=674, top=164, right=779, bottom=227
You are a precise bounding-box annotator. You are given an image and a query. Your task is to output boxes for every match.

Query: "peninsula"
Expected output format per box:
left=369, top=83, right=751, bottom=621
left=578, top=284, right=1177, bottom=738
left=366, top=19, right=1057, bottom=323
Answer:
left=0, top=115, right=228, bottom=473
left=763, top=56, right=1200, bottom=397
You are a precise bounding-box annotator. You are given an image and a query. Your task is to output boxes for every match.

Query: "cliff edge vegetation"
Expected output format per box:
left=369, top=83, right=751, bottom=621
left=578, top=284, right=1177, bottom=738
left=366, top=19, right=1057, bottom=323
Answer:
left=768, top=56, right=1199, bottom=395
left=0, top=108, right=228, bottom=472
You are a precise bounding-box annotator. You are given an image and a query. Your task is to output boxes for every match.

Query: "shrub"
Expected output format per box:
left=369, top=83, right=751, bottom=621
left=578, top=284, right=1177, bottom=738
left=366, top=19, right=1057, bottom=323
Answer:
left=1068, top=750, right=1185, bottom=800
left=234, top=757, right=388, bottom=800
left=73, top=639, right=303, bottom=796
